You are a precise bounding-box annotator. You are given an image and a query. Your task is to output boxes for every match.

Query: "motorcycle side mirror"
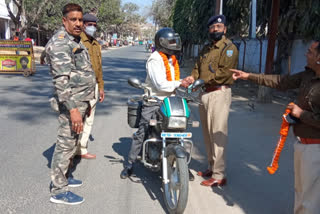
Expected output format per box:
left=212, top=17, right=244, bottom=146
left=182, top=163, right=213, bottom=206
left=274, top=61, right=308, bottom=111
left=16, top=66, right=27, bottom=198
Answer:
left=128, top=78, right=143, bottom=89
left=192, top=79, right=205, bottom=90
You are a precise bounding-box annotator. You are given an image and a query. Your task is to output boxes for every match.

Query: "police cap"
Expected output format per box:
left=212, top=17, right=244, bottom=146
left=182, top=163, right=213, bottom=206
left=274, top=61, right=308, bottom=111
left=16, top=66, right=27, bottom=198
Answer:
left=83, top=13, right=98, bottom=23
left=207, top=15, right=226, bottom=27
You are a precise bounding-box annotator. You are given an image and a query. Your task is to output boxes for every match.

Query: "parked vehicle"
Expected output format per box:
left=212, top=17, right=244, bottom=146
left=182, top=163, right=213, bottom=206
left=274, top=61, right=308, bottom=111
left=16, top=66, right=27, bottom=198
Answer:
left=127, top=78, right=204, bottom=214
left=145, top=43, right=153, bottom=52
left=98, top=40, right=108, bottom=49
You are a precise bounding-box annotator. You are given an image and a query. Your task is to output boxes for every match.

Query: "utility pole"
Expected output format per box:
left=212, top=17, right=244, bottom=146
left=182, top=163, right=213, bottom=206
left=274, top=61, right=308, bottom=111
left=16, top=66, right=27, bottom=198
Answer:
left=249, top=0, right=257, bottom=39
left=215, top=0, right=223, bottom=15
left=265, top=0, right=280, bottom=74
left=257, top=0, right=280, bottom=103
left=37, top=24, right=41, bottom=46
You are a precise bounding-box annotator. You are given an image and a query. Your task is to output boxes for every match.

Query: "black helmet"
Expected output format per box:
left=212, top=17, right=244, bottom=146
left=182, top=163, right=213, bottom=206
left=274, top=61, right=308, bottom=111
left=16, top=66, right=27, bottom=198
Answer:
left=155, top=27, right=181, bottom=56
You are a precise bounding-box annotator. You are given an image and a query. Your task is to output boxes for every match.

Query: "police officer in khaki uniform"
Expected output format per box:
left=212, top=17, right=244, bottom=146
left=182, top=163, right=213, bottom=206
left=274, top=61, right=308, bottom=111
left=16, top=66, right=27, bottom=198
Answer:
left=182, top=15, right=239, bottom=187
left=77, top=13, right=105, bottom=159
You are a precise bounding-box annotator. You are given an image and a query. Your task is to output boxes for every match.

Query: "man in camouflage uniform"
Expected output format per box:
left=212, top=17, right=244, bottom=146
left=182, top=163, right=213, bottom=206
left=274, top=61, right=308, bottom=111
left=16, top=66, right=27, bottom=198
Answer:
left=45, top=3, right=96, bottom=205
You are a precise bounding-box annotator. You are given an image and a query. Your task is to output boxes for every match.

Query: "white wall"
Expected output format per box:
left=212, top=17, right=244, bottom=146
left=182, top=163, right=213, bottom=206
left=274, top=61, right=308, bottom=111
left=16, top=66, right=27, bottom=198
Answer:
left=189, top=38, right=310, bottom=75
left=286, top=40, right=311, bottom=74
left=235, top=39, right=310, bottom=75
left=0, top=0, right=15, bottom=39
left=236, top=39, right=269, bottom=73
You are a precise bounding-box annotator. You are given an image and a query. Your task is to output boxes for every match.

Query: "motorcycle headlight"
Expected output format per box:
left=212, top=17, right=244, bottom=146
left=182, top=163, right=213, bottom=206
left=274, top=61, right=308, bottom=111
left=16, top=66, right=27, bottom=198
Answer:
left=168, top=117, right=187, bottom=129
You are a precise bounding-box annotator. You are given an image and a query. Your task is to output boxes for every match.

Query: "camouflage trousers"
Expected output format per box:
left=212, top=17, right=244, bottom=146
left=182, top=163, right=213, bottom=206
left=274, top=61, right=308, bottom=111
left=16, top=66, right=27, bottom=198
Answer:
left=50, top=101, right=89, bottom=195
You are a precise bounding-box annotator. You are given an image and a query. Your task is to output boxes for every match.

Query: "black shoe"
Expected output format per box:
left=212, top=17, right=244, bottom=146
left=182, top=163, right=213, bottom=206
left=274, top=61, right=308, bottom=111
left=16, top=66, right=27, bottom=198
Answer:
left=189, top=169, right=195, bottom=181
left=120, top=166, right=133, bottom=179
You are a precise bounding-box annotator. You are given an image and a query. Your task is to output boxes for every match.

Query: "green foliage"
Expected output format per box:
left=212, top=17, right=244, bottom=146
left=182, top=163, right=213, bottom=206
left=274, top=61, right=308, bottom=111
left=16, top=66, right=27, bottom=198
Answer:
left=98, top=0, right=123, bottom=27
left=7, top=0, right=145, bottom=40
left=117, top=2, right=144, bottom=37
left=151, top=0, right=177, bottom=27
left=172, top=0, right=320, bottom=44
left=172, top=0, right=215, bottom=44
left=23, top=0, right=143, bottom=37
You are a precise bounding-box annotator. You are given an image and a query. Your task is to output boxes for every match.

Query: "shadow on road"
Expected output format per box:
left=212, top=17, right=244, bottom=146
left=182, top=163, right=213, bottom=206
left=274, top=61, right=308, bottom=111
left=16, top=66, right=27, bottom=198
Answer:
left=42, top=141, right=82, bottom=180
left=109, top=137, right=169, bottom=214
left=42, top=143, right=55, bottom=168
left=187, top=96, right=294, bottom=214
left=110, top=137, right=132, bottom=165
left=1, top=55, right=147, bottom=123
left=128, top=163, right=169, bottom=214
left=212, top=186, right=235, bottom=207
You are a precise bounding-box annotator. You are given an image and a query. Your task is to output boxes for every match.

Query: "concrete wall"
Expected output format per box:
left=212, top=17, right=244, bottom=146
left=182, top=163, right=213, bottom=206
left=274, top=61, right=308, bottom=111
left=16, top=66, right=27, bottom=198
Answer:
left=235, top=39, right=270, bottom=74
left=235, top=39, right=311, bottom=75
left=0, top=0, right=17, bottom=40
left=189, top=39, right=311, bottom=75
left=282, top=40, right=311, bottom=74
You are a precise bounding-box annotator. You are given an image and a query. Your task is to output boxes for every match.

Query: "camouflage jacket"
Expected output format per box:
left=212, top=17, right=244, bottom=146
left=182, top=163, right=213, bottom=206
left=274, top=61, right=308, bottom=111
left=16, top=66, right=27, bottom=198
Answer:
left=46, top=27, right=96, bottom=110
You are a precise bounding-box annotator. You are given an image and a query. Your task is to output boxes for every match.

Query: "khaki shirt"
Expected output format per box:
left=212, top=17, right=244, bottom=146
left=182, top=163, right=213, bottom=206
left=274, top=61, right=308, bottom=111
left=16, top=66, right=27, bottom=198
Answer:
left=191, top=36, right=239, bottom=86
left=80, top=32, right=104, bottom=91
left=249, top=67, right=320, bottom=138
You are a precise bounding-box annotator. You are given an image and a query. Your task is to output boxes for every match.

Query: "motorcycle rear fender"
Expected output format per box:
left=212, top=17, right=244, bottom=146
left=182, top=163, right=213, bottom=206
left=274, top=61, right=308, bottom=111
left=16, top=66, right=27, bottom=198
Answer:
left=165, top=144, right=187, bottom=158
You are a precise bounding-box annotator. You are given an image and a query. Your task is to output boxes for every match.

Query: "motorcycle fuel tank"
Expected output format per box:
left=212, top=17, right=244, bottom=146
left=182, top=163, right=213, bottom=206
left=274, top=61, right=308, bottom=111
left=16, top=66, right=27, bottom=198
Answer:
left=160, top=97, right=190, bottom=118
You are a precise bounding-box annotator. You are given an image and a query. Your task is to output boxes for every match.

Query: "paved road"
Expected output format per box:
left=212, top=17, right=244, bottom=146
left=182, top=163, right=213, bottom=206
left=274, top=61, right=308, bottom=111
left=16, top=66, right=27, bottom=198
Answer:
left=0, top=46, right=294, bottom=214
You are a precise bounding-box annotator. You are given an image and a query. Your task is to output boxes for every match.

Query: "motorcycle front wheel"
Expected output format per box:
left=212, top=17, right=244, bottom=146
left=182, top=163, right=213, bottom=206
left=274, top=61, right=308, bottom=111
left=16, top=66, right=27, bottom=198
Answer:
left=163, top=155, right=189, bottom=214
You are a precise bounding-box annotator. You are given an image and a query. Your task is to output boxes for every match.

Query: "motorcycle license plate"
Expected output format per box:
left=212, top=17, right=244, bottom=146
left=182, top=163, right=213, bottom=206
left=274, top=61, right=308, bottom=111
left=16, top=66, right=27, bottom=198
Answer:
left=161, top=132, right=192, bottom=138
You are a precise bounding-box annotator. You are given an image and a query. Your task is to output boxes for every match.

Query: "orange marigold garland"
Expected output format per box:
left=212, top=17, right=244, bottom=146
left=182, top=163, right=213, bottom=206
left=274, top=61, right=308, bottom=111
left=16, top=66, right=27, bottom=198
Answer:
left=158, top=51, right=180, bottom=81
left=267, top=103, right=293, bottom=175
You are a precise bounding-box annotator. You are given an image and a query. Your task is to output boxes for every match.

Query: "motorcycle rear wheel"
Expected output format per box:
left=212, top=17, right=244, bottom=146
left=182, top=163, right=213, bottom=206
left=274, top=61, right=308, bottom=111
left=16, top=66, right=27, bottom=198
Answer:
left=163, top=155, right=189, bottom=214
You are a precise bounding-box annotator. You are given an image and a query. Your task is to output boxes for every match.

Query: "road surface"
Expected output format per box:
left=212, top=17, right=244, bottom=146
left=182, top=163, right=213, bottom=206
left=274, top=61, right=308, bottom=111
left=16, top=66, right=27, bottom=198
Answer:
left=0, top=45, right=294, bottom=214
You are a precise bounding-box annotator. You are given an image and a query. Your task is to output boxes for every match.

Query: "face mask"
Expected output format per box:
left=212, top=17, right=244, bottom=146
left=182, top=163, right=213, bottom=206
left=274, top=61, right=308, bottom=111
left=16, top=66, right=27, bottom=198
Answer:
left=209, top=31, right=224, bottom=41
left=84, top=26, right=97, bottom=37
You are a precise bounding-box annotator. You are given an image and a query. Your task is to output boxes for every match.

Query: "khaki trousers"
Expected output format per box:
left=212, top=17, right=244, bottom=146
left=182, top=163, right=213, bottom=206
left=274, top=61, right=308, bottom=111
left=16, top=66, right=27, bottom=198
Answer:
left=294, top=139, right=320, bottom=214
left=78, top=84, right=98, bottom=155
left=199, top=88, right=231, bottom=179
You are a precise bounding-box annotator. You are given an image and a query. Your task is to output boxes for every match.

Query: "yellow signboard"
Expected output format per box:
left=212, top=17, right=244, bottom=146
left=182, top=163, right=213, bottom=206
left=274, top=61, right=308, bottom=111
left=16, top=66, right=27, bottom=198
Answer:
left=0, top=56, right=32, bottom=71
left=0, top=40, right=35, bottom=76
left=0, top=41, right=32, bottom=51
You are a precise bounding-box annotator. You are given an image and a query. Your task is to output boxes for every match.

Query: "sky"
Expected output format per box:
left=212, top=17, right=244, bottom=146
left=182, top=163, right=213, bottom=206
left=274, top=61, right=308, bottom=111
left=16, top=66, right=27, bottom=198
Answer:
left=122, top=0, right=151, bottom=9
left=122, top=0, right=152, bottom=17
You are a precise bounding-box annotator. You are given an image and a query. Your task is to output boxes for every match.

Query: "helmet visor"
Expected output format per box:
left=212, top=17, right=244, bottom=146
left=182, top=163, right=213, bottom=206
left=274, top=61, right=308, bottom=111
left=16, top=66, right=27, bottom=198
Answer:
left=159, top=33, right=182, bottom=51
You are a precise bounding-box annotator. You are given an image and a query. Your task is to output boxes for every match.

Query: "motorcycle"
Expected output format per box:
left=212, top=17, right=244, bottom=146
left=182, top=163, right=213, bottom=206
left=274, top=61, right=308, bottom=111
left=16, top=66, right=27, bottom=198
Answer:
left=127, top=78, right=204, bottom=214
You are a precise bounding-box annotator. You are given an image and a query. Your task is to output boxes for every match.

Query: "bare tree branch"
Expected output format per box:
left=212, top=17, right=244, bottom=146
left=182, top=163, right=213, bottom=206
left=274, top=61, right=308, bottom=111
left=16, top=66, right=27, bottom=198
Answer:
left=20, top=0, right=52, bottom=35
left=31, top=0, right=51, bottom=24
left=5, top=1, right=19, bottom=27
left=12, top=0, right=21, bottom=8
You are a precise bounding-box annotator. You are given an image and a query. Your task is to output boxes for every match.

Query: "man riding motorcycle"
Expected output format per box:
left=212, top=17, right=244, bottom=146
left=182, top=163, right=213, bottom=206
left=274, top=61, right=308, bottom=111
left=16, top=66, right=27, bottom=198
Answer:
left=120, top=27, right=194, bottom=181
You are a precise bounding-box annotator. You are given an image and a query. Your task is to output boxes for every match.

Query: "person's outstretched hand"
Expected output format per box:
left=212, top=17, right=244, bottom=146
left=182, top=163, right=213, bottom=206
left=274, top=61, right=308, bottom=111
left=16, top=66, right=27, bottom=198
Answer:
left=180, top=76, right=195, bottom=88
left=230, top=69, right=249, bottom=80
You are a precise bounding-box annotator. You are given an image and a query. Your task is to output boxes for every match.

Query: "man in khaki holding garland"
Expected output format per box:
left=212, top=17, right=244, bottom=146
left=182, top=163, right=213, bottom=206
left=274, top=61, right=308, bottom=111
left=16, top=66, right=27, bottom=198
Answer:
left=182, top=15, right=239, bottom=187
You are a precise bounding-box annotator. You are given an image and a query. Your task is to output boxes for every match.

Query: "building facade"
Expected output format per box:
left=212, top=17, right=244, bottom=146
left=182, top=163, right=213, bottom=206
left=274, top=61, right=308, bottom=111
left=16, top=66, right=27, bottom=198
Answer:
left=0, top=0, right=17, bottom=40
